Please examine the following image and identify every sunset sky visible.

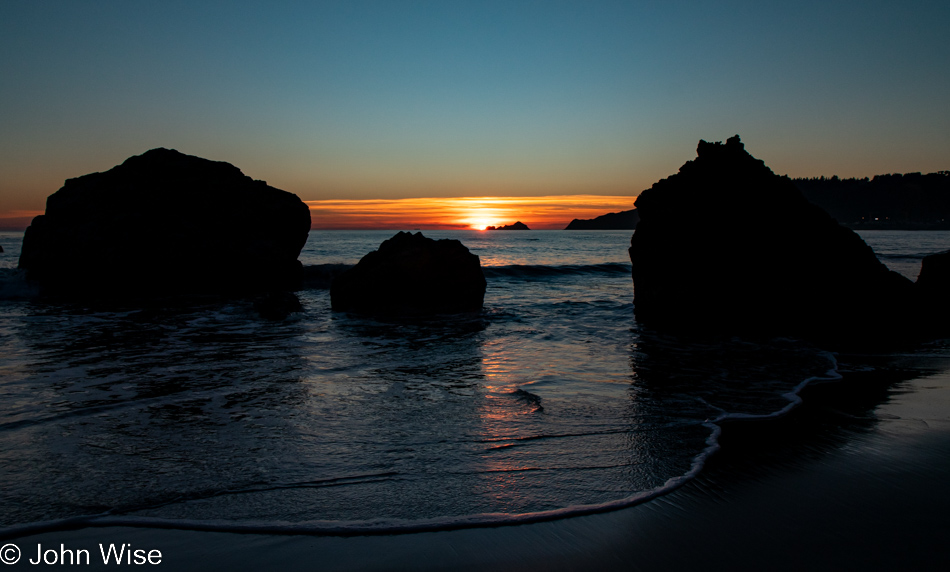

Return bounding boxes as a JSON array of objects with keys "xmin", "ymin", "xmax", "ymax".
[
  {"xmin": 308, "ymin": 195, "xmax": 637, "ymax": 230},
  {"xmin": 1, "ymin": 1, "xmax": 948, "ymax": 230}
]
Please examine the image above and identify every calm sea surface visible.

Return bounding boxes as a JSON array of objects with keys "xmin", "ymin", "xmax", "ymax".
[{"xmin": 0, "ymin": 229, "xmax": 948, "ymax": 533}]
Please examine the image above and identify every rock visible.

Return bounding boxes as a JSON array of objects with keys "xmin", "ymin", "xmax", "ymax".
[
  {"xmin": 486, "ymin": 221, "xmax": 530, "ymax": 230},
  {"xmin": 254, "ymin": 291, "xmax": 304, "ymax": 321},
  {"xmin": 916, "ymin": 250, "xmax": 950, "ymax": 323},
  {"xmin": 18, "ymin": 148, "xmax": 311, "ymax": 297},
  {"xmin": 565, "ymin": 209, "xmax": 639, "ymax": 230},
  {"xmin": 917, "ymin": 251, "xmax": 950, "ymax": 290},
  {"xmin": 628, "ymin": 135, "xmax": 915, "ymax": 347},
  {"xmin": 330, "ymin": 231, "xmax": 486, "ymax": 315}
]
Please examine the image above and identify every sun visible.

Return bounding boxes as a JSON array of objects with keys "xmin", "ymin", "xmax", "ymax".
[
  {"xmin": 468, "ymin": 218, "xmax": 496, "ymax": 230},
  {"xmin": 460, "ymin": 209, "xmax": 503, "ymax": 230}
]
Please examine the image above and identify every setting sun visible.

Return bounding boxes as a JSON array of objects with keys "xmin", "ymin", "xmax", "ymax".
[
  {"xmin": 305, "ymin": 195, "xmax": 637, "ymax": 230},
  {"xmin": 461, "ymin": 210, "xmax": 502, "ymax": 230}
]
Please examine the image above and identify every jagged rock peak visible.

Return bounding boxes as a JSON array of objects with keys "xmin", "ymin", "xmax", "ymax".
[{"xmin": 697, "ymin": 134, "xmax": 743, "ymax": 157}]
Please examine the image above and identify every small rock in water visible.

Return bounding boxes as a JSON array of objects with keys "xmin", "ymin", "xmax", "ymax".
[{"xmin": 330, "ymin": 231, "xmax": 486, "ymax": 315}]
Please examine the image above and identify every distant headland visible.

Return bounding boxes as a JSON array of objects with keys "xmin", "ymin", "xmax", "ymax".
[{"xmin": 565, "ymin": 209, "xmax": 639, "ymax": 230}]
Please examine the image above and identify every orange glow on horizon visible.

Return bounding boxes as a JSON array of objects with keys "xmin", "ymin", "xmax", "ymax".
[
  {"xmin": 0, "ymin": 209, "xmax": 44, "ymax": 231},
  {"xmin": 306, "ymin": 195, "xmax": 638, "ymax": 230},
  {"xmin": 460, "ymin": 208, "xmax": 505, "ymax": 230}
]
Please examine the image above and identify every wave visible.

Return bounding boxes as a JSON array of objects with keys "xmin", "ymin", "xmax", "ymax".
[
  {"xmin": 2, "ymin": 261, "xmax": 629, "ymax": 297},
  {"xmin": 482, "ymin": 262, "xmax": 631, "ymax": 280},
  {"xmin": 298, "ymin": 262, "xmax": 631, "ymax": 289},
  {"xmin": 0, "ymin": 269, "xmax": 38, "ymax": 301},
  {"xmin": 300, "ymin": 263, "xmax": 353, "ymax": 289},
  {"xmin": 877, "ymin": 253, "xmax": 930, "ymax": 260},
  {"xmin": 0, "ymin": 353, "xmax": 840, "ymax": 540}
]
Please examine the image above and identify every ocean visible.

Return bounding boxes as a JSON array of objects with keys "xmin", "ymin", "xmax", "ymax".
[{"xmin": 0, "ymin": 229, "xmax": 948, "ymax": 536}]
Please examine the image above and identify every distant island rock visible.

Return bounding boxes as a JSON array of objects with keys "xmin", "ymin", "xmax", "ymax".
[
  {"xmin": 628, "ymin": 135, "xmax": 918, "ymax": 347},
  {"xmin": 486, "ymin": 221, "xmax": 530, "ymax": 230},
  {"xmin": 565, "ymin": 209, "xmax": 639, "ymax": 230},
  {"xmin": 18, "ymin": 148, "xmax": 311, "ymax": 298},
  {"xmin": 330, "ymin": 231, "xmax": 486, "ymax": 315}
]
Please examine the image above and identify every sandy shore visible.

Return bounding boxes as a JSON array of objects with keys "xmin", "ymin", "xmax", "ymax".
[{"xmin": 8, "ymin": 354, "xmax": 950, "ymax": 571}]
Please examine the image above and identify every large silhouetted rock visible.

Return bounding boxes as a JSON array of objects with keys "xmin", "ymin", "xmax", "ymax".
[
  {"xmin": 330, "ymin": 231, "xmax": 486, "ymax": 315},
  {"xmin": 18, "ymin": 148, "xmax": 311, "ymax": 297},
  {"xmin": 628, "ymin": 136, "xmax": 916, "ymax": 346}
]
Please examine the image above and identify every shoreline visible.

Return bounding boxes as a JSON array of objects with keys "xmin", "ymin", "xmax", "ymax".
[{"xmin": 7, "ymin": 351, "xmax": 950, "ymax": 570}]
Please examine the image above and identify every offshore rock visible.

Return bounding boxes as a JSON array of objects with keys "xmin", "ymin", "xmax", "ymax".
[
  {"xmin": 487, "ymin": 221, "xmax": 530, "ymax": 230},
  {"xmin": 628, "ymin": 135, "xmax": 915, "ymax": 347},
  {"xmin": 18, "ymin": 148, "xmax": 311, "ymax": 297},
  {"xmin": 330, "ymin": 231, "xmax": 486, "ymax": 315}
]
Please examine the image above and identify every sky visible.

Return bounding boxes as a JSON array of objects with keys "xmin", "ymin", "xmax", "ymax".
[{"xmin": 1, "ymin": 0, "xmax": 948, "ymax": 230}]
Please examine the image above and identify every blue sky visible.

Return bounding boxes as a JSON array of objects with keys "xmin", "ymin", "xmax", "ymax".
[{"xmin": 1, "ymin": 0, "xmax": 948, "ymax": 222}]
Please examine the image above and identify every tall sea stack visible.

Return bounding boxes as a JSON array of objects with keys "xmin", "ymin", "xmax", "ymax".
[{"xmin": 628, "ymin": 135, "xmax": 915, "ymax": 347}]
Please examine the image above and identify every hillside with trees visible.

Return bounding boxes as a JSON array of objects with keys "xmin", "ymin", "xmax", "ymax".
[{"xmin": 794, "ymin": 171, "xmax": 950, "ymax": 229}]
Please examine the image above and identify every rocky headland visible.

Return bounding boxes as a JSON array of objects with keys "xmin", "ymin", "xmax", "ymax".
[
  {"xmin": 18, "ymin": 148, "xmax": 311, "ymax": 298},
  {"xmin": 565, "ymin": 209, "xmax": 639, "ymax": 230}
]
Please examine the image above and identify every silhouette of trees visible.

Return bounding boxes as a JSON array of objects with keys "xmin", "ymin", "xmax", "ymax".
[{"xmin": 794, "ymin": 171, "xmax": 950, "ymax": 228}]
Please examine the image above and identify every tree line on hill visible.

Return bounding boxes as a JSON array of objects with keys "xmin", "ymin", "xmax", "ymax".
[
  {"xmin": 565, "ymin": 171, "xmax": 950, "ymax": 230},
  {"xmin": 793, "ymin": 171, "xmax": 950, "ymax": 229}
]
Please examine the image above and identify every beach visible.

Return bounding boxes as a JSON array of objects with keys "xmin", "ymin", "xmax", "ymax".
[
  {"xmin": 3, "ymin": 230, "xmax": 950, "ymax": 571},
  {"xmin": 8, "ymin": 351, "xmax": 950, "ymax": 571}
]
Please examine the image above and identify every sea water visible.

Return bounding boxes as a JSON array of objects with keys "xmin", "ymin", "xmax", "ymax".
[{"xmin": 0, "ymin": 229, "xmax": 948, "ymax": 534}]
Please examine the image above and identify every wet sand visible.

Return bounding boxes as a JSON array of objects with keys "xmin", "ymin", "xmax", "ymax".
[{"xmin": 8, "ymin": 355, "xmax": 950, "ymax": 571}]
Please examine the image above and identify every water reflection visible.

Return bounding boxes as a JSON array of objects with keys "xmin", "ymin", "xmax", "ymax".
[
  {"xmin": 629, "ymin": 330, "xmax": 836, "ymax": 417},
  {"xmin": 0, "ymin": 284, "xmax": 847, "ymax": 530},
  {"xmin": 0, "ymin": 298, "xmax": 312, "ymax": 527},
  {"xmin": 470, "ymin": 320, "xmax": 665, "ymax": 515}
]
